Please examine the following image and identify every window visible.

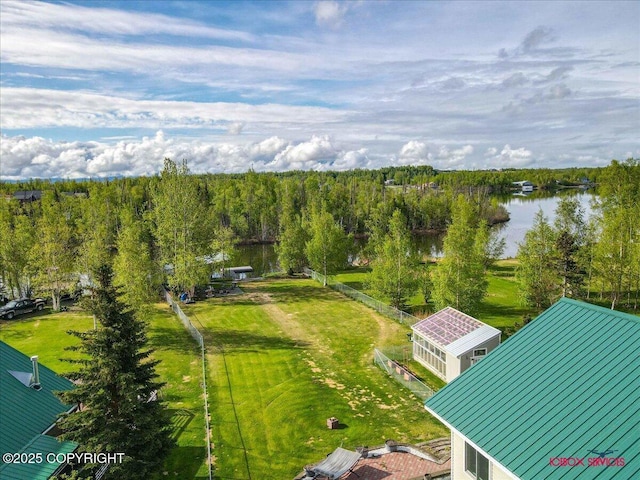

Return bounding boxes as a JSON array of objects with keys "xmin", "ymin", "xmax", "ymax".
[
  {"xmin": 465, "ymin": 442, "xmax": 490, "ymax": 480},
  {"xmin": 471, "ymin": 348, "xmax": 487, "ymax": 365},
  {"xmin": 413, "ymin": 335, "xmax": 446, "ymax": 377}
]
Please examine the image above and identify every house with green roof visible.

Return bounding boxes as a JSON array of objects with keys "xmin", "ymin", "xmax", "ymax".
[
  {"xmin": 424, "ymin": 298, "xmax": 640, "ymax": 480},
  {"xmin": 0, "ymin": 341, "xmax": 78, "ymax": 480}
]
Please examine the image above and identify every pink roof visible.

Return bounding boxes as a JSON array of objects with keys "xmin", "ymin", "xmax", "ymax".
[{"xmin": 412, "ymin": 307, "xmax": 484, "ymax": 347}]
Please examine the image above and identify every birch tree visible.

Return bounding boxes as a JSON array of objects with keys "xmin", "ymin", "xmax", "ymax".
[
  {"xmin": 516, "ymin": 210, "xmax": 560, "ymax": 309},
  {"xmin": 30, "ymin": 193, "xmax": 77, "ymax": 311},
  {"xmin": 367, "ymin": 209, "xmax": 420, "ymax": 309},
  {"xmin": 432, "ymin": 195, "xmax": 488, "ymax": 315},
  {"xmin": 151, "ymin": 159, "xmax": 210, "ymax": 294},
  {"xmin": 305, "ymin": 209, "xmax": 350, "ymax": 285}
]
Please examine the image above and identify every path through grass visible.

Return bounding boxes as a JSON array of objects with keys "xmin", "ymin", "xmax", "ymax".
[{"xmin": 182, "ymin": 278, "xmax": 448, "ymax": 479}]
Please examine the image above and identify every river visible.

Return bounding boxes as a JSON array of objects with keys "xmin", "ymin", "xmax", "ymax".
[{"xmin": 234, "ymin": 190, "xmax": 597, "ymax": 274}]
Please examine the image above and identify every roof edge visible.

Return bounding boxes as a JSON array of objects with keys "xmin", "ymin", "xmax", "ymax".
[{"xmin": 424, "ymin": 404, "xmax": 519, "ymax": 480}]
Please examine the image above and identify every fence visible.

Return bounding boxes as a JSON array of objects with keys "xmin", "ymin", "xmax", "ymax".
[
  {"xmin": 165, "ymin": 290, "xmax": 213, "ymax": 480},
  {"xmin": 303, "ymin": 268, "xmax": 421, "ymax": 327},
  {"xmin": 374, "ymin": 348, "xmax": 435, "ymax": 401}
]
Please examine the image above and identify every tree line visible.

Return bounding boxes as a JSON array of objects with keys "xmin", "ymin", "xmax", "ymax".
[
  {"xmin": 0, "ymin": 162, "xmax": 607, "ymax": 303},
  {"xmin": 516, "ymin": 159, "xmax": 640, "ymax": 311}
]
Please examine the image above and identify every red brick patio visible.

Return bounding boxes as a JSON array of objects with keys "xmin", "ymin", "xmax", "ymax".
[{"xmin": 341, "ymin": 451, "xmax": 450, "ymax": 480}]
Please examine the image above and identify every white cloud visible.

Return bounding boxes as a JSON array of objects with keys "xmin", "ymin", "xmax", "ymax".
[
  {"xmin": 0, "ymin": 2, "xmax": 637, "ymax": 176},
  {"xmin": 399, "ymin": 141, "xmax": 430, "ymax": 162},
  {"xmin": 271, "ymin": 135, "xmax": 337, "ymax": 170},
  {"xmin": 0, "ymin": 132, "xmax": 371, "ymax": 179},
  {"xmin": 227, "ymin": 122, "xmax": 245, "ymax": 135},
  {"xmin": 520, "ymin": 26, "xmax": 556, "ymax": 54},
  {"xmin": 0, "ymin": 88, "xmax": 346, "ymax": 130},
  {"xmin": 314, "ymin": 1, "xmax": 347, "ymax": 28},
  {"xmin": 501, "ymin": 72, "xmax": 528, "ymax": 89},
  {"xmin": 397, "ymin": 141, "xmax": 474, "ymax": 169},
  {"xmin": 0, "ymin": 1, "xmax": 253, "ymax": 42},
  {"xmin": 484, "ymin": 144, "xmax": 534, "ymax": 168}
]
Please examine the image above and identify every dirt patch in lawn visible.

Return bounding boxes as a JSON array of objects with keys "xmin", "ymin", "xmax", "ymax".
[{"xmin": 246, "ymin": 292, "xmax": 314, "ymax": 348}]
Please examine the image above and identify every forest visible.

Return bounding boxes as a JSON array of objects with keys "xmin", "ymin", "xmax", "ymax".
[{"xmin": 0, "ymin": 160, "xmax": 637, "ymax": 313}]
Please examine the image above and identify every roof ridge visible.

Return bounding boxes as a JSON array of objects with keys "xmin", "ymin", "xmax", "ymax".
[{"xmin": 557, "ymin": 297, "xmax": 640, "ymax": 324}]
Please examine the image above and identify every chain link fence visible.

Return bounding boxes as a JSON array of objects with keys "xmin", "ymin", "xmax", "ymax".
[
  {"xmin": 304, "ymin": 268, "xmax": 421, "ymax": 327},
  {"xmin": 165, "ymin": 290, "xmax": 213, "ymax": 480},
  {"xmin": 374, "ymin": 348, "xmax": 435, "ymax": 400}
]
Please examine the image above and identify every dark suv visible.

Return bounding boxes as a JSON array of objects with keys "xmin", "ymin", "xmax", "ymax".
[{"xmin": 0, "ymin": 298, "xmax": 46, "ymax": 319}]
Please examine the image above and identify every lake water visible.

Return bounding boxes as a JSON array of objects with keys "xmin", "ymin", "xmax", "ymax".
[
  {"xmin": 494, "ymin": 190, "xmax": 596, "ymax": 258},
  {"xmin": 234, "ymin": 190, "xmax": 597, "ymax": 274}
]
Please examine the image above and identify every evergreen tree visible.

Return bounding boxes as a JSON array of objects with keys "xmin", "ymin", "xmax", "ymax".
[
  {"xmin": 431, "ymin": 196, "xmax": 488, "ymax": 315},
  {"xmin": 57, "ymin": 265, "xmax": 173, "ymax": 480},
  {"xmin": 367, "ymin": 209, "xmax": 420, "ymax": 309}
]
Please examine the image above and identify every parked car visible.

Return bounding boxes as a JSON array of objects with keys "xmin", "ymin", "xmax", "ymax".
[
  {"xmin": 60, "ymin": 288, "xmax": 82, "ymax": 302},
  {"xmin": 0, "ymin": 297, "xmax": 46, "ymax": 320}
]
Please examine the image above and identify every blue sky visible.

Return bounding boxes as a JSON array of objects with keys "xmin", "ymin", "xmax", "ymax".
[{"xmin": 1, "ymin": 0, "xmax": 638, "ymax": 179}]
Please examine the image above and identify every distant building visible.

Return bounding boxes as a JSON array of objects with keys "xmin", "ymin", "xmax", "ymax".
[
  {"xmin": 511, "ymin": 181, "xmax": 534, "ymax": 192},
  {"xmin": 225, "ymin": 266, "xmax": 254, "ymax": 280},
  {"xmin": 13, "ymin": 190, "xmax": 42, "ymax": 202},
  {"xmin": 411, "ymin": 307, "xmax": 501, "ymax": 382},
  {"xmin": 384, "ymin": 179, "xmax": 395, "ymax": 186},
  {"xmin": 0, "ymin": 341, "xmax": 78, "ymax": 479},
  {"xmin": 425, "ymin": 298, "xmax": 640, "ymax": 480}
]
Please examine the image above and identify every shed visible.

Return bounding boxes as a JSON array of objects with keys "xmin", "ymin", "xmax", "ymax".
[
  {"xmin": 424, "ymin": 298, "xmax": 640, "ymax": 480},
  {"xmin": 0, "ymin": 341, "xmax": 78, "ymax": 479},
  {"xmin": 411, "ymin": 307, "xmax": 501, "ymax": 382}
]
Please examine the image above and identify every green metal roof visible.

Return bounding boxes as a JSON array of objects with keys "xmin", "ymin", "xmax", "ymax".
[
  {"xmin": 0, "ymin": 341, "xmax": 76, "ymax": 462},
  {"xmin": 425, "ymin": 298, "xmax": 640, "ymax": 480},
  {"xmin": 0, "ymin": 434, "xmax": 78, "ymax": 480}
]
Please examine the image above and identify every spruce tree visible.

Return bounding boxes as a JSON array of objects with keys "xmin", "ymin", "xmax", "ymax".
[{"xmin": 57, "ymin": 265, "xmax": 173, "ymax": 480}]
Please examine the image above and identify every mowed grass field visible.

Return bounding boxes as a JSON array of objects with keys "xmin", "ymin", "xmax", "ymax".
[
  {"xmin": 181, "ymin": 278, "xmax": 448, "ymax": 480},
  {"xmin": 0, "ymin": 305, "xmax": 210, "ymax": 479},
  {"xmin": 335, "ymin": 259, "xmax": 537, "ymax": 332}
]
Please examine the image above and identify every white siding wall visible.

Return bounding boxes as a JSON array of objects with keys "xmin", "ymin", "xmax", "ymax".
[
  {"xmin": 452, "ymin": 431, "xmax": 517, "ymax": 480},
  {"xmin": 452, "ymin": 431, "xmax": 474, "ymax": 479},
  {"xmin": 445, "ymin": 351, "xmax": 460, "ymax": 382},
  {"xmin": 458, "ymin": 335, "xmax": 501, "ymax": 376},
  {"xmin": 414, "ymin": 333, "xmax": 501, "ymax": 383}
]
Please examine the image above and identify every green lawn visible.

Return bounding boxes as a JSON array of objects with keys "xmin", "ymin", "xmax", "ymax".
[
  {"xmin": 182, "ymin": 278, "xmax": 448, "ymax": 479},
  {"xmin": 0, "ymin": 309, "xmax": 93, "ymax": 373},
  {"xmin": 334, "ymin": 260, "xmax": 536, "ymax": 333},
  {"xmin": 146, "ymin": 305, "xmax": 209, "ymax": 479},
  {"xmin": 0, "ymin": 304, "xmax": 209, "ymax": 480}
]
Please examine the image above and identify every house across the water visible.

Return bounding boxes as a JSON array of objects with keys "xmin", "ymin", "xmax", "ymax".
[{"xmin": 512, "ymin": 181, "xmax": 534, "ymax": 192}]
